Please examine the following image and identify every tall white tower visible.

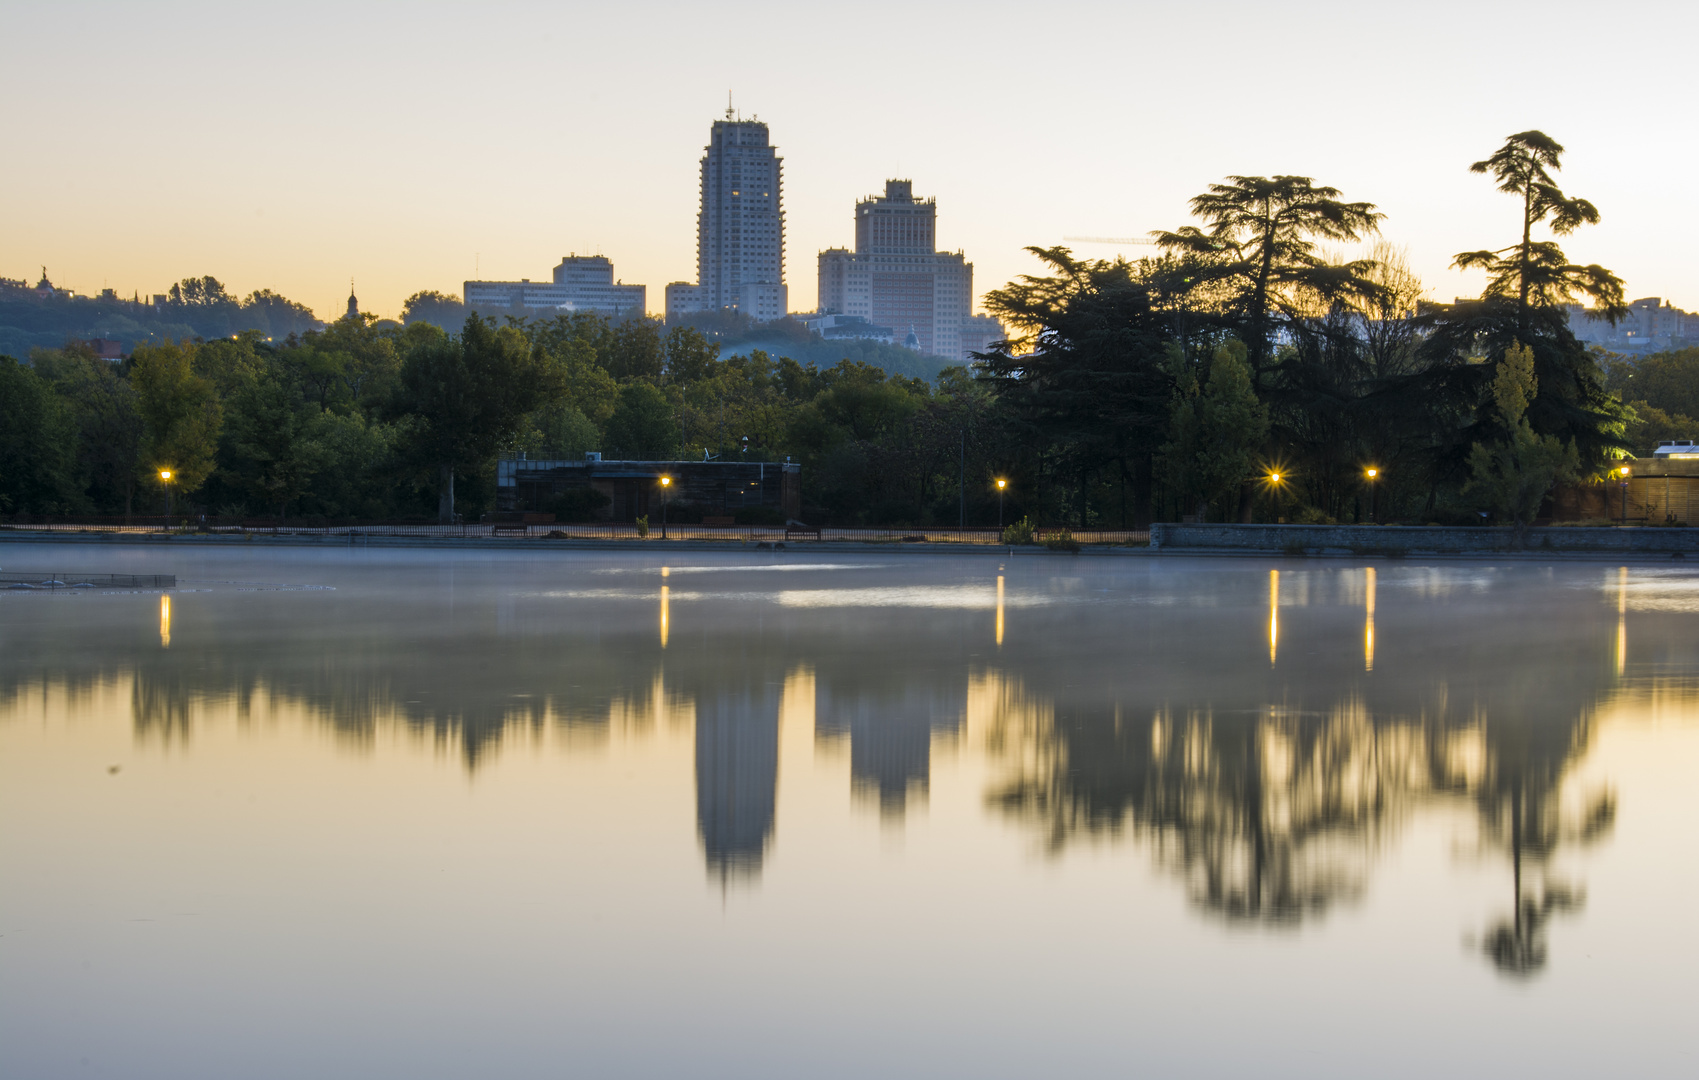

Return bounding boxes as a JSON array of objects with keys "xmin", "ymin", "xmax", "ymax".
[{"xmin": 693, "ymin": 110, "xmax": 787, "ymax": 322}]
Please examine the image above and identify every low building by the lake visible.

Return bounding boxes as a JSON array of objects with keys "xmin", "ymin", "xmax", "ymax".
[
  {"xmin": 496, "ymin": 453, "xmax": 801, "ymax": 523},
  {"xmin": 1552, "ymin": 441, "xmax": 1699, "ymax": 524}
]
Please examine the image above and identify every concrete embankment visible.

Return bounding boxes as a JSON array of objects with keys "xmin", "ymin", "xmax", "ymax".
[
  {"xmin": 0, "ymin": 529, "xmax": 1101, "ymax": 557},
  {"xmin": 1150, "ymin": 523, "xmax": 1698, "ymax": 558}
]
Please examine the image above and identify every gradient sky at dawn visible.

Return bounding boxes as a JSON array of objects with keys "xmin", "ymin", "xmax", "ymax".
[{"xmin": 3, "ymin": 0, "xmax": 1693, "ymax": 323}]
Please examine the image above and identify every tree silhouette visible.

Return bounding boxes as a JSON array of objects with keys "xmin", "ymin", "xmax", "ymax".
[
  {"xmin": 1452, "ymin": 131, "xmax": 1627, "ymax": 330},
  {"xmin": 1155, "ymin": 176, "xmax": 1384, "ymax": 373}
]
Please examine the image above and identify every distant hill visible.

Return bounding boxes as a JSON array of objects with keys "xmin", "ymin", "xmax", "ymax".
[{"xmin": 0, "ymin": 278, "xmax": 321, "ymax": 358}]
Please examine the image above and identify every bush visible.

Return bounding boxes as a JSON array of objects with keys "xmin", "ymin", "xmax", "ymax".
[
  {"xmin": 1043, "ymin": 529, "xmax": 1080, "ymax": 553},
  {"xmin": 1000, "ymin": 516, "xmax": 1036, "ymax": 545},
  {"xmin": 635, "ymin": 515, "xmax": 649, "ymax": 538}
]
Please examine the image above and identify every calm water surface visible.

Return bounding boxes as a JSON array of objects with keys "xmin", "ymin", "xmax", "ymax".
[{"xmin": 3, "ymin": 545, "xmax": 1697, "ymax": 1078}]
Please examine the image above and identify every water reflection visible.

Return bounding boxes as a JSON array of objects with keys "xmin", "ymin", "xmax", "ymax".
[
  {"xmin": 2, "ymin": 558, "xmax": 1695, "ymax": 974},
  {"xmin": 1364, "ymin": 566, "xmax": 1375, "ymax": 672},
  {"xmin": 695, "ymin": 671, "xmax": 781, "ymax": 881},
  {"xmin": 1268, "ymin": 568, "xmax": 1278, "ymax": 666}
]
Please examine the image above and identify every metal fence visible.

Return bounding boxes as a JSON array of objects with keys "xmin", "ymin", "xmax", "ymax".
[
  {"xmin": 1, "ymin": 517, "xmax": 1148, "ymax": 546},
  {"xmin": 1, "ymin": 572, "xmax": 176, "ymax": 589}
]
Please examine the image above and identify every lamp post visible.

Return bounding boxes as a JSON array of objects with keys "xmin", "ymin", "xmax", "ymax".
[
  {"xmin": 1619, "ymin": 466, "xmax": 1631, "ymax": 525},
  {"xmin": 159, "ymin": 469, "xmax": 173, "ymax": 532},
  {"xmin": 996, "ymin": 478, "xmax": 1007, "ymax": 530},
  {"xmin": 659, "ymin": 475, "xmax": 671, "ymax": 539},
  {"xmin": 1365, "ymin": 467, "xmax": 1378, "ymax": 523}
]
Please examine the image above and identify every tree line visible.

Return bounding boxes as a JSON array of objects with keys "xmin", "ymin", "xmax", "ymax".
[{"xmin": 1, "ymin": 130, "xmax": 1692, "ymax": 528}]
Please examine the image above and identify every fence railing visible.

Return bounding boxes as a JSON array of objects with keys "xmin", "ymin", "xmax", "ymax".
[{"xmin": 1, "ymin": 517, "xmax": 1148, "ymax": 546}]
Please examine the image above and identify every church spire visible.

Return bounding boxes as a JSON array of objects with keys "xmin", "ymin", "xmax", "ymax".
[{"xmin": 346, "ymin": 278, "xmax": 359, "ymax": 321}]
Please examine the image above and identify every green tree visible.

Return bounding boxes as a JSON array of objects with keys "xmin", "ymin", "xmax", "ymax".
[
  {"xmin": 604, "ymin": 382, "xmax": 677, "ymax": 457},
  {"xmin": 980, "ymin": 247, "xmax": 1174, "ymax": 525},
  {"xmin": 221, "ymin": 368, "xmax": 318, "ymax": 517},
  {"xmin": 1155, "ymin": 176, "xmax": 1384, "ymax": 372},
  {"xmin": 1161, "ymin": 342, "xmax": 1270, "ymax": 520},
  {"xmin": 604, "ymin": 318, "xmax": 664, "ymax": 381},
  {"xmin": 664, "ymin": 325, "xmax": 720, "ymax": 384},
  {"xmin": 1604, "ymin": 347, "xmax": 1699, "ymax": 421},
  {"xmin": 1621, "ymin": 400, "xmax": 1695, "ymax": 457},
  {"xmin": 1452, "ymin": 131, "xmax": 1627, "ymax": 329},
  {"xmin": 130, "ymin": 340, "xmax": 223, "ymax": 502},
  {"xmin": 400, "ymin": 290, "xmax": 470, "ymax": 332},
  {"xmin": 391, "ymin": 317, "xmax": 562, "ymax": 522},
  {"xmin": 1424, "ymin": 134, "xmax": 1628, "ymax": 481},
  {"xmin": 30, "ymin": 346, "xmax": 143, "ymax": 515},
  {"xmin": 1465, "ymin": 343, "xmax": 1579, "ymax": 533},
  {"xmin": 0, "ymin": 357, "xmax": 78, "ymax": 513}
]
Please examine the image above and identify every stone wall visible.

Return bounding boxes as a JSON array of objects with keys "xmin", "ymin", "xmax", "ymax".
[{"xmin": 1149, "ymin": 523, "xmax": 1699, "ymax": 555}]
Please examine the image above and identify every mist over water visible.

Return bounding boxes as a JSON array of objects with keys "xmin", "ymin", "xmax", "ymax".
[{"xmin": 3, "ymin": 547, "xmax": 1696, "ymax": 1078}]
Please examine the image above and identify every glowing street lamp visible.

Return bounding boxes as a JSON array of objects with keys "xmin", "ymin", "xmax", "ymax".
[
  {"xmin": 159, "ymin": 469, "xmax": 174, "ymax": 530},
  {"xmin": 996, "ymin": 478, "xmax": 1007, "ymax": 529},
  {"xmin": 658, "ymin": 475, "xmax": 672, "ymax": 539},
  {"xmin": 1618, "ymin": 465, "xmax": 1631, "ymax": 525},
  {"xmin": 1365, "ymin": 467, "xmax": 1379, "ymax": 523}
]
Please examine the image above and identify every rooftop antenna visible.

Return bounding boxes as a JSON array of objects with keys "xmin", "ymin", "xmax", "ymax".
[{"xmin": 727, "ymin": 90, "xmax": 733, "ymax": 121}]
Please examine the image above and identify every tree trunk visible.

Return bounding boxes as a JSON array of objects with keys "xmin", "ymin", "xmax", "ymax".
[{"xmin": 437, "ymin": 464, "xmax": 455, "ymax": 524}]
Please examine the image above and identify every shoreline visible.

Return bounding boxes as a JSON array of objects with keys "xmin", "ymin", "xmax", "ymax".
[{"xmin": 2, "ymin": 528, "xmax": 1692, "ymax": 562}]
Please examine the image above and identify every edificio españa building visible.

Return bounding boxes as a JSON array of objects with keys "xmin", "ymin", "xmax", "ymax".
[
  {"xmin": 666, "ymin": 111, "xmax": 788, "ymax": 324},
  {"xmin": 464, "ymin": 256, "xmax": 645, "ymax": 318},
  {"xmin": 816, "ymin": 179, "xmax": 979, "ymax": 360}
]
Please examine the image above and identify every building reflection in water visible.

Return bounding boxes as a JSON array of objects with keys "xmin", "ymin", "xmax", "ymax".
[
  {"xmin": 3, "ymin": 560, "xmax": 1683, "ymax": 966},
  {"xmin": 694, "ymin": 676, "xmax": 781, "ymax": 883},
  {"xmin": 816, "ymin": 677, "xmax": 965, "ymax": 818}
]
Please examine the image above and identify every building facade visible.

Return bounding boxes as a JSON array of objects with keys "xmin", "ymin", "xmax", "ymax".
[
  {"xmin": 1565, "ymin": 297, "xmax": 1699, "ymax": 353},
  {"xmin": 464, "ymin": 256, "xmax": 645, "ymax": 318},
  {"xmin": 816, "ymin": 179, "xmax": 992, "ymax": 361},
  {"xmin": 668, "ymin": 112, "xmax": 788, "ymax": 323},
  {"xmin": 497, "ymin": 454, "xmax": 801, "ymax": 523}
]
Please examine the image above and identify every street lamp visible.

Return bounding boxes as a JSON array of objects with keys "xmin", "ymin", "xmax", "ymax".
[
  {"xmin": 658, "ymin": 475, "xmax": 672, "ymax": 539},
  {"xmin": 159, "ymin": 469, "xmax": 173, "ymax": 531},
  {"xmin": 1618, "ymin": 465, "xmax": 1631, "ymax": 525},
  {"xmin": 996, "ymin": 478, "xmax": 1007, "ymax": 529},
  {"xmin": 1365, "ymin": 467, "xmax": 1379, "ymax": 523}
]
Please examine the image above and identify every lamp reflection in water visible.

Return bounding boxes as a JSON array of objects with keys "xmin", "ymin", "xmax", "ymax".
[
  {"xmin": 1268, "ymin": 569, "xmax": 1278, "ymax": 666},
  {"xmin": 995, "ymin": 574, "xmax": 1005, "ymax": 647},
  {"xmin": 159, "ymin": 593, "xmax": 171, "ymax": 649},
  {"xmin": 660, "ymin": 566, "xmax": 670, "ymax": 649},
  {"xmin": 1364, "ymin": 566, "xmax": 1376, "ymax": 672},
  {"xmin": 1616, "ymin": 566, "xmax": 1627, "ymax": 676}
]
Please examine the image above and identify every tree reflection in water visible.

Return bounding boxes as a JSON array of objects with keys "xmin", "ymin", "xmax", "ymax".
[{"xmin": 0, "ymin": 561, "xmax": 1683, "ymax": 973}]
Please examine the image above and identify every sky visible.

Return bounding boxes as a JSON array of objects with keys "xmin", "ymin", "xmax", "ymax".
[{"xmin": 3, "ymin": 0, "xmax": 1695, "ymax": 323}]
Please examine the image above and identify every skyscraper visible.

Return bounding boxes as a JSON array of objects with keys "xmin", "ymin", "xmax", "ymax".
[
  {"xmin": 816, "ymin": 179, "xmax": 985, "ymax": 360},
  {"xmin": 667, "ymin": 110, "xmax": 788, "ymax": 323}
]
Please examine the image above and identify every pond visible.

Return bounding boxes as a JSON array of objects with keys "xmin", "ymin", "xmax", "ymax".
[{"xmin": 2, "ymin": 545, "xmax": 1695, "ymax": 1078}]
